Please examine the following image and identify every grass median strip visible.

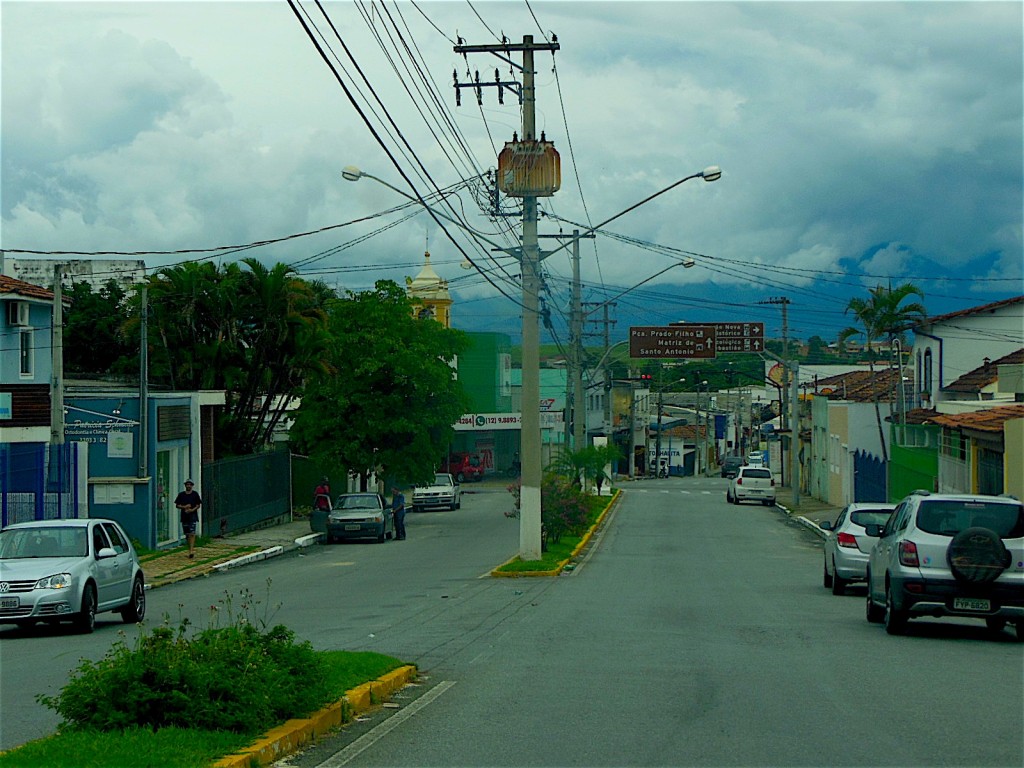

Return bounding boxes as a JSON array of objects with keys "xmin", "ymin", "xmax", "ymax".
[{"xmin": 0, "ymin": 581, "xmax": 408, "ymax": 768}]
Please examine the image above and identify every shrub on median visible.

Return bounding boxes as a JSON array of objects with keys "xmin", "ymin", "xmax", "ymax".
[{"xmin": 37, "ymin": 584, "xmax": 331, "ymax": 736}]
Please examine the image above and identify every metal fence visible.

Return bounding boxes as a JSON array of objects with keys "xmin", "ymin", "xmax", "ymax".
[
  {"xmin": 1, "ymin": 443, "xmax": 83, "ymax": 527},
  {"xmin": 201, "ymin": 448, "xmax": 291, "ymax": 537},
  {"xmin": 853, "ymin": 449, "xmax": 887, "ymax": 502}
]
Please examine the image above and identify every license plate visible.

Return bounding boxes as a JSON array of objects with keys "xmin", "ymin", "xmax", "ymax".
[
  {"xmin": 953, "ymin": 597, "xmax": 990, "ymax": 612},
  {"xmin": 0, "ymin": 597, "xmax": 19, "ymax": 609},
  {"xmin": 345, "ymin": 524, "xmax": 361, "ymax": 531}
]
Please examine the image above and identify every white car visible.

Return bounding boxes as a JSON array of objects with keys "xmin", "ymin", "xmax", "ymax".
[
  {"xmin": 0, "ymin": 518, "xmax": 146, "ymax": 633},
  {"xmin": 820, "ymin": 503, "xmax": 897, "ymax": 594},
  {"xmin": 412, "ymin": 473, "xmax": 462, "ymax": 512},
  {"xmin": 726, "ymin": 465, "xmax": 776, "ymax": 506}
]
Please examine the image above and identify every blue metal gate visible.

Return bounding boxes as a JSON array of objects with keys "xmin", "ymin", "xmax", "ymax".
[
  {"xmin": 1, "ymin": 443, "xmax": 83, "ymax": 527},
  {"xmin": 853, "ymin": 449, "xmax": 887, "ymax": 502}
]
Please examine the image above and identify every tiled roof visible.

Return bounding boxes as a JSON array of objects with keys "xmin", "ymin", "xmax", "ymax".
[
  {"xmin": 930, "ymin": 404, "xmax": 1024, "ymax": 433},
  {"xmin": 915, "ymin": 295, "xmax": 1023, "ymax": 328},
  {"xmin": 812, "ymin": 367, "xmax": 906, "ymax": 402},
  {"xmin": 945, "ymin": 348, "xmax": 1024, "ymax": 393},
  {"xmin": 0, "ymin": 275, "xmax": 55, "ymax": 301}
]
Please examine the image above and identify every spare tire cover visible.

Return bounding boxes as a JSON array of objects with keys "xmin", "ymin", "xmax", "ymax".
[{"xmin": 947, "ymin": 527, "xmax": 1010, "ymax": 584}]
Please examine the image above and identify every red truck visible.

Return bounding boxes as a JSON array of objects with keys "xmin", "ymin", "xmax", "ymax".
[{"xmin": 440, "ymin": 452, "xmax": 484, "ymax": 482}]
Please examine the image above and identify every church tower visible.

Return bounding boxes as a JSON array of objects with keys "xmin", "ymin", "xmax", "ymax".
[{"xmin": 407, "ymin": 251, "xmax": 452, "ymax": 328}]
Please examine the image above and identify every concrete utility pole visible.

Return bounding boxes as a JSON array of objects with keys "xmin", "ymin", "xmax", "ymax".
[
  {"xmin": 455, "ymin": 35, "xmax": 559, "ymax": 561},
  {"xmin": 538, "ymin": 230, "xmax": 593, "ymax": 452},
  {"xmin": 50, "ymin": 264, "xmax": 64, "ymax": 445}
]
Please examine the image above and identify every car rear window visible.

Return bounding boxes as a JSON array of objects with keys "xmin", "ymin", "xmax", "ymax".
[
  {"xmin": 849, "ymin": 510, "xmax": 894, "ymax": 528},
  {"xmin": 915, "ymin": 499, "xmax": 1024, "ymax": 538},
  {"xmin": 741, "ymin": 468, "xmax": 772, "ymax": 479}
]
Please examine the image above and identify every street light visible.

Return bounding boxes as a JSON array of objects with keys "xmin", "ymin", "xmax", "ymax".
[{"xmin": 344, "ymin": 163, "xmax": 721, "ymax": 560}]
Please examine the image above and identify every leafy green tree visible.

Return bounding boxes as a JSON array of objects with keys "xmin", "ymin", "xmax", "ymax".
[
  {"xmin": 139, "ymin": 260, "xmax": 331, "ymax": 456},
  {"xmin": 289, "ymin": 280, "xmax": 471, "ymax": 489},
  {"xmin": 63, "ymin": 280, "xmax": 136, "ymax": 375},
  {"xmin": 839, "ymin": 283, "xmax": 927, "ymax": 461},
  {"xmin": 547, "ymin": 443, "xmax": 622, "ymax": 494}
]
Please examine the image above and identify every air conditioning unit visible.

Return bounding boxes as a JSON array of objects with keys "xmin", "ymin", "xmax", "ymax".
[{"xmin": 6, "ymin": 301, "xmax": 29, "ymax": 327}]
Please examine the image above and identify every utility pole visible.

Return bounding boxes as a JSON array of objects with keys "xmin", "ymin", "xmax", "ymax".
[
  {"xmin": 583, "ymin": 301, "xmax": 616, "ymax": 439},
  {"xmin": 139, "ymin": 286, "xmax": 149, "ymax": 480},
  {"xmin": 538, "ymin": 230, "xmax": 593, "ymax": 452},
  {"xmin": 760, "ymin": 296, "xmax": 791, "ymax": 484},
  {"xmin": 455, "ymin": 35, "xmax": 559, "ymax": 561},
  {"xmin": 50, "ymin": 264, "xmax": 64, "ymax": 445}
]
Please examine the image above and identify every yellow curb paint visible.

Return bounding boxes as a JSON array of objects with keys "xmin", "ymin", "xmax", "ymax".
[
  {"xmin": 212, "ymin": 665, "xmax": 417, "ymax": 768},
  {"xmin": 490, "ymin": 490, "xmax": 621, "ymax": 578}
]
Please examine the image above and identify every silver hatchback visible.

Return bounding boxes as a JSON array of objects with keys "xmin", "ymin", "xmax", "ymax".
[
  {"xmin": 820, "ymin": 503, "xmax": 896, "ymax": 595},
  {"xmin": 864, "ymin": 492, "xmax": 1024, "ymax": 638},
  {"xmin": 0, "ymin": 518, "xmax": 146, "ymax": 633}
]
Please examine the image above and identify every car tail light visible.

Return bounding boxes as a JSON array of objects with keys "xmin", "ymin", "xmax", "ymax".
[
  {"xmin": 736, "ymin": 477, "xmax": 742, "ymax": 485},
  {"xmin": 770, "ymin": 477, "xmax": 775, "ymax": 487},
  {"xmin": 837, "ymin": 532, "xmax": 858, "ymax": 549},
  {"xmin": 898, "ymin": 540, "xmax": 920, "ymax": 567}
]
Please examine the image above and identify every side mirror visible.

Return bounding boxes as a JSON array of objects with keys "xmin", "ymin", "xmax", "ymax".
[
  {"xmin": 819, "ymin": 521, "xmax": 833, "ymax": 532},
  {"xmin": 863, "ymin": 524, "xmax": 882, "ymax": 538},
  {"xmin": 96, "ymin": 547, "xmax": 118, "ymax": 559}
]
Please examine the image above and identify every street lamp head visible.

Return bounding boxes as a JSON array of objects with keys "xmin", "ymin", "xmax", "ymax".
[
  {"xmin": 341, "ymin": 165, "xmax": 364, "ymax": 182},
  {"xmin": 682, "ymin": 257, "xmax": 696, "ymax": 268},
  {"xmin": 700, "ymin": 166, "xmax": 722, "ymax": 182}
]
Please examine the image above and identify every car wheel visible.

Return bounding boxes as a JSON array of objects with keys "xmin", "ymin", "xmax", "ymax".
[
  {"xmin": 377, "ymin": 529, "xmax": 386, "ymax": 543},
  {"xmin": 457, "ymin": 472, "xmax": 465, "ymax": 483},
  {"xmin": 831, "ymin": 564, "xmax": 846, "ymax": 596},
  {"xmin": 74, "ymin": 583, "xmax": 97, "ymax": 634},
  {"xmin": 823, "ymin": 558, "xmax": 833, "ymax": 589},
  {"xmin": 120, "ymin": 576, "xmax": 146, "ymax": 624},
  {"xmin": 762, "ymin": 499, "xmax": 774, "ymax": 507},
  {"xmin": 947, "ymin": 527, "xmax": 1010, "ymax": 584},
  {"xmin": 884, "ymin": 582, "xmax": 907, "ymax": 635}
]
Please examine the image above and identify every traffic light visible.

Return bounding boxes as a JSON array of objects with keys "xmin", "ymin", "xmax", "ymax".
[{"xmin": 638, "ymin": 374, "xmax": 652, "ymax": 382}]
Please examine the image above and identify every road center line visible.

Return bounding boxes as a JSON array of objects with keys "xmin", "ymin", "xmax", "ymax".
[{"xmin": 316, "ymin": 680, "xmax": 457, "ymax": 767}]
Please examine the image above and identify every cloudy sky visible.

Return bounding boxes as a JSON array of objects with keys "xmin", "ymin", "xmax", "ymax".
[{"xmin": 2, "ymin": 1, "xmax": 1022, "ymax": 346}]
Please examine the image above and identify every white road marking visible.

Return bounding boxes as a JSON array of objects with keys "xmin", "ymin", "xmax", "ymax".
[{"xmin": 316, "ymin": 680, "xmax": 457, "ymax": 767}]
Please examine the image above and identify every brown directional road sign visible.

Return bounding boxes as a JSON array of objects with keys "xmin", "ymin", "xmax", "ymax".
[
  {"xmin": 629, "ymin": 325, "xmax": 717, "ymax": 359},
  {"xmin": 670, "ymin": 321, "xmax": 764, "ymax": 353}
]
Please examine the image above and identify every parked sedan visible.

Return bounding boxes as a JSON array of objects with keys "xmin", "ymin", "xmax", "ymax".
[
  {"xmin": 412, "ymin": 473, "xmax": 461, "ymax": 512},
  {"xmin": 0, "ymin": 518, "xmax": 146, "ymax": 633},
  {"xmin": 323, "ymin": 493, "xmax": 393, "ymax": 543},
  {"xmin": 820, "ymin": 503, "xmax": 896, "ymax": 595}
]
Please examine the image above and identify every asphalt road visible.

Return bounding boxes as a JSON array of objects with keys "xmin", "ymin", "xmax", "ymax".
[{"xmin": 2, "ymin": 478, "xmax": 1022, "ymax": 766}]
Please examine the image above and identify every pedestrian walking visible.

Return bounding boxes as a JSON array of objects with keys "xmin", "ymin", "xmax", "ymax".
[
  {"xmin": 391, "ymin": 486, "xmax": 407, "ymax": 540},
  {"xmin": 313, "ymin": 476, "xmax": 332, "ymax": 512},
  {"xmin": 174, "ymin": 479, "xmax": 202, "ymax": 559}
]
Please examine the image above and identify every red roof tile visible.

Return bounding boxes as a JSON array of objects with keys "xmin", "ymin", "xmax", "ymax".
[
  {"xmin": 916, "ymin": 295, "xmax": 1023, "ymax": 328},
  {"xmin": 930, "ymin": 404, "xmax": 1024, "ymax": 432},
  {"xmin": 945, "ymin": 348, "xmax": 1024, "ymax": 393},
  {"xmin": 0, "ymin": 275, "xmax": 55, "ymax": 301}
]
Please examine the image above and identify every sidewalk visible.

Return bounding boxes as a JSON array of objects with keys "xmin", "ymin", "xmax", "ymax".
[
  {"xmin": 774, "ymin": 486, "xmax": 841, "ymax": 539},
  {"xmin": 142, "ymin": 517, "xmax": 321, "ymax": 590}
]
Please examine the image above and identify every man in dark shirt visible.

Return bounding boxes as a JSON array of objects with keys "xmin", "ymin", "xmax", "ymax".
[
  {"xmin": 175, "ymin": 480, "xmax": 202, "ymax": 559},
  {"xmin": 392, "ymin": 486, "xmax": 407, "ymax": 540}
]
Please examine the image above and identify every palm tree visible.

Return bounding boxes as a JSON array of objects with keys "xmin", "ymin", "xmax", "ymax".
[{"xmin": 838, "ymin": 283, "xmax": 927, "ymax": 462}]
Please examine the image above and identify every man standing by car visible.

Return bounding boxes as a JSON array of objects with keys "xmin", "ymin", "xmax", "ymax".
[
  {"xmin": 392, "ymin": 486, "xmax": 407, "ymax": 540},
  {"xmin": 174, "ymin": 480, "xmax": 202, "ymax": 559}
]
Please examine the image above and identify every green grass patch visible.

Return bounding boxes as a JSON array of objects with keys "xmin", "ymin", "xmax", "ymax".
[
  {"xmin": 0, "ymin": 650, "xmax": 405, "ymax": 768},
  {"xmin": 496, "ymin": 492, "xmax": 613, "ymax": 574}
]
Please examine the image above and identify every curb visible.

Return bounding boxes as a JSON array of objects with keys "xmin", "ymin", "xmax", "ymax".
[
  {"xmin": 776, "ymin": 503, "xmax": 827, "ymax": 539},
  {"xmin": 207, "ymin": 533, "xmax": 325, "ymax": 573},
  {"xmin": 491, "ymin": 489, "xmax": 623, "ymax": 577},
  {"xmin": 212, "ymin": 664, "xmax": 418, "ymax": 768}
]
